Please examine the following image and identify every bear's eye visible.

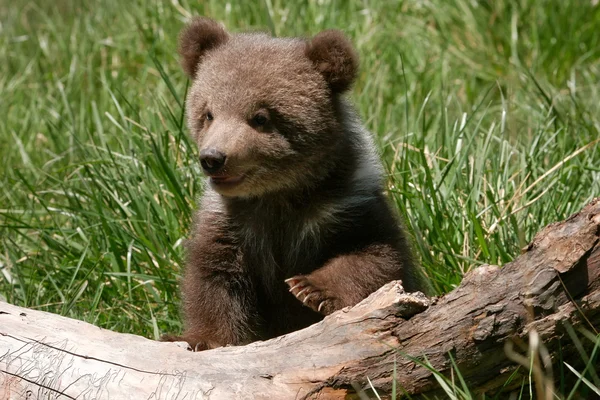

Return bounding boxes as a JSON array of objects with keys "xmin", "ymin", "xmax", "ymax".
[
  {"xmin": 205, "ymin": 112, "xmax": 214, "ymax": 121},
  {"xmin": 253, "ymin": 113, "xmax": 268, "ymax": 126}
]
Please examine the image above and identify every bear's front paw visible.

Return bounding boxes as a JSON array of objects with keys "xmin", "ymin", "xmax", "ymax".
[{"xmin": 285, "ymin": 275, "xmax": 340, "ymax": 315}]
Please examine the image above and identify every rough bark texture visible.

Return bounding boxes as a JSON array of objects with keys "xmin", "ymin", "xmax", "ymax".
[{"xmin": 1, "ymin": 198, "xmax": 599, "ymax": 399}]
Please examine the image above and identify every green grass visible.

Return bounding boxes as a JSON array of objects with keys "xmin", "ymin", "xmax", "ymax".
[{"xmin": 1, "ymin": 0, "xmax": 599, "ymax": 396}]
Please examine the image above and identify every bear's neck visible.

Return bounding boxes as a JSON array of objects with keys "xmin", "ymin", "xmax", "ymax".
[{"xmin": 216, "ymin": 115, "xmax": 384, "ymax": 281}]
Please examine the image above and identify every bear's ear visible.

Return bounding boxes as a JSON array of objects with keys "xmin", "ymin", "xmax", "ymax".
[
  {"xmin": 178, "ymin": 17, "xmax": 229, "ymax": 78},
  {"xmin": 305, "ymin": 30, "xmax": 359, "ymax": 93}
]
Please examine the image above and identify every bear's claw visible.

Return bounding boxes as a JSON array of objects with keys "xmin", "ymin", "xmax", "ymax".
[{"xmin": 285, "ymin": 274, "xmax": 335, "ymax": 315}]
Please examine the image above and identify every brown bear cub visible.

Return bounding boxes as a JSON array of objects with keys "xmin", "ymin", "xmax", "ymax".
[{"xmin": 164, "ymin": 17, "xmax": 428, "ymax": 350}]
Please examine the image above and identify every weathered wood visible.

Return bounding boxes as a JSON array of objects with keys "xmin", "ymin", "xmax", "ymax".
[{"xmin": 1, "ymin": 198, "xmax": 599, "ymax": 399}]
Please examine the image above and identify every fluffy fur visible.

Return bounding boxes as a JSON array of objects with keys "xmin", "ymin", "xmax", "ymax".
[
  {"xmin": 163, "ymin": 17, "xmax": 429, "ymax": 350},
  {"xmin": 178, "ymin": 17, "xmax": 229, "ymax": 78}
]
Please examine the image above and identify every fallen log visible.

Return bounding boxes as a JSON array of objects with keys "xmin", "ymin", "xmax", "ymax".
[{"xmin": 1, "ymin": 198, "xmax": 599, "ymax": 399}]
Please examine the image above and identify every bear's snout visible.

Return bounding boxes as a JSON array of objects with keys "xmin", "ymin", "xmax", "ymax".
[{"xmin": 199, "ymin": 148, "xmax": 227, "ymax": 175}]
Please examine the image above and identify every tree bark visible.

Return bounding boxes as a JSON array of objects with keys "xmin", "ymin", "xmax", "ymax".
[{"xmin": 1, "ymin": 198, "xmax": 599, "ymax": 400}]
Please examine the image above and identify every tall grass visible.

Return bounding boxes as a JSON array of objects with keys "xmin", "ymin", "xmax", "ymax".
[{"xmin": 1, "ymin": 0, "xmax": 599, "ymax": 395}]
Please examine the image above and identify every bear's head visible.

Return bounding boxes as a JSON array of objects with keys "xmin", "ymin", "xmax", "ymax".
[{"xmin": 179, "ymin": 17, "xmax": 359, "ymax": 198}]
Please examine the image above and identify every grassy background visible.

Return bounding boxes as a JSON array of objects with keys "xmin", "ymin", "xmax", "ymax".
[{"xmin": 1, "ymin": 0, "xmax": 599, "ymax": 395}]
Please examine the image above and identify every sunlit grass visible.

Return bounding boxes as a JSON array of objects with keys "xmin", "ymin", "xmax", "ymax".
[{"xmin": 1, "ymin": 0, "xmax": 599, "ymax": 395}]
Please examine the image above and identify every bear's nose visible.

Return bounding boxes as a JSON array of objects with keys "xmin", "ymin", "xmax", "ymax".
[{"xmin": 199, "ymin": 148, "xmax": 227, "ymax": 174}]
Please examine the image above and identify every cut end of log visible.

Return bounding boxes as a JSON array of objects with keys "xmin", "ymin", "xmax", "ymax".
[{"xmin": 337, "ymin": 280, "xmax": 430, "ymax": 322}]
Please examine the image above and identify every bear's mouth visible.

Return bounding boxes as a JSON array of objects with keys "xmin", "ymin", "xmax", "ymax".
[{"xmin": 209, "ymin": 174, "xmax": 245, "ymax": 187}]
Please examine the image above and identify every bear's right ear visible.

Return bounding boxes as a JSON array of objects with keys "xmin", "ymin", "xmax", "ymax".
[
  {"xmin": 305, "ymin": 30, "xmax": 359, "ymax": 93},
  {"xmin": 178, "ymin": 17, "xmax": 229, "ymax": 78}
]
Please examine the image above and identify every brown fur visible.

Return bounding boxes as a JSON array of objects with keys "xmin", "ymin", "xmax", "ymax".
[
  {"xmin": 178, "ymin": 18, "xmax": 229, "ymax": 78},
  {"xmin": 305, "ymin": 30, "xmax": 359, "ymax": 93},
  {"xmin": 163, "ymin": 17, "xmax": 429, "ymax": 350}
]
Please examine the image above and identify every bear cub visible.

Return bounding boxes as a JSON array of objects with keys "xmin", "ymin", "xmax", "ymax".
[{"xmin": 164, "ymin": 17, "xmax": 428, "ymax": 350}]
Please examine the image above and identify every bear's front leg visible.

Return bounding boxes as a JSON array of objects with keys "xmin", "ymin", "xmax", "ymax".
[
  {"xmin": 164, "ymin": 212, "xmax": 262, "ymax": 350},
  {"xmin": 286, "ymin": 244, "xmax": 408, "ymax": 315}
]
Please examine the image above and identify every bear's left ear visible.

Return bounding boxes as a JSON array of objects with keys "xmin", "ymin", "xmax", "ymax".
[
  {"xmin": 178, "ymin": 17, "xmax": 229, "ymax": 78},
  {"xmin": 305, "ymin": 30, "xmax": 359, "ymax": 93}
]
